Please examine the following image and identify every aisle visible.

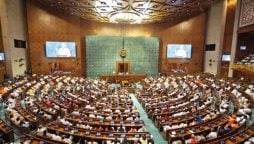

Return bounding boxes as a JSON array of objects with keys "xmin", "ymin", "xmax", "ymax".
[{"xmin": 130, "ymin": 94, "xmax": 167, "ymax": 144}]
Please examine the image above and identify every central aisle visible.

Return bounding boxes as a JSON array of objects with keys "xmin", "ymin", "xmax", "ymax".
[{"xmin": 129, "ymin": 94, "xmax": 167, "ymax": 144}]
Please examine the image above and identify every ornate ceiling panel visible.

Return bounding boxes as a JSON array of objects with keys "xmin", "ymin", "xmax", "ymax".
[{"xmin": 35, "ymin": 0, "xmax": 220, "ymax": 24}]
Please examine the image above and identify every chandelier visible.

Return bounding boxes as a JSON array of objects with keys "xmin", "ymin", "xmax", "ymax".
[
  {"xmin": 95, "ymin": 0, "xmax": 145, "ymax": 24},
  {"xmin": 109, "ymin": 11, "xmax": 142, "ymax": 24}
]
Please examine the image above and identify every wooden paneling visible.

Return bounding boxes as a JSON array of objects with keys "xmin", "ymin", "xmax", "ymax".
[
  {"xmin": 26, "ymin": 0, "xmax": 207, "ymax": 76},
  {"xmin": 26, "ymin": 0, "xmax": 82, "ymax": 76},
  {"xmin": 220, "ymin": 0, "xmax": 236, "ymax": 77},
  {"xmin": 0, "ymin": 20, "xmax": 3, "ymax": 51},
  {"xmin": 155, "ymin": 14, "xmax": 206, "ymax": 74},
  {"xmin": 0, "ymin": 20, "xmax": 5, "ymax": 80}
]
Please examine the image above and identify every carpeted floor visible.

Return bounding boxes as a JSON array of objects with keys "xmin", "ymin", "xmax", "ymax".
[{"xmin": 130, "ymin": 94, "xmax": 167, "ymax": 144}]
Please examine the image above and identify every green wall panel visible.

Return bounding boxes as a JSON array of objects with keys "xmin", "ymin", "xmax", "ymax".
[{"xmin": 86, "ymin": 36, "xmax": 159, "ymax": 78}]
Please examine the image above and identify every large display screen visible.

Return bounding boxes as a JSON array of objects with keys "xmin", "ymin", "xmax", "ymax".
[
  {"xmin": 167, "ymin": 44, "xmax": 192, "ymax": 58},
  {"xmin": 222, "ymin": 54, "xmax": 231, "ymax": 62},
  {"xmin": 0, "ymin": 53, "xmax": 4, "ymax": 61},
  {"xmin": 45, "ymin": 41, "xmax": 76, "ymax": 58}
]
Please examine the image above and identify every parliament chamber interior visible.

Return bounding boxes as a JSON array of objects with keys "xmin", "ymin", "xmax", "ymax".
[{"xmin": 0, "ymin": 0, "xmax": 254, "ymax": 144}]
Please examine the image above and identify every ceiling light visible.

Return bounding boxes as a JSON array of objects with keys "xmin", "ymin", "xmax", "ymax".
[{"xmin": 109, "ymin": 12, "xmax": 142, "ymax": 24}]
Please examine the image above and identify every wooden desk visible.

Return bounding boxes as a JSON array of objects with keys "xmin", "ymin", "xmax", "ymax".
[
  {"xmin": 0, "ymin": 118, "xmax": 14, "ymax": 142},
  {"xmin": 0, "ymin": 67, "xmax": 5, "ymax": 82},
  {"xmin": 45, "ymin": 122, "xmax": 153, "ymax": 143},
  {"xmin": 100, "ymin": 74, "xmax": 146, "ymax": 83}
]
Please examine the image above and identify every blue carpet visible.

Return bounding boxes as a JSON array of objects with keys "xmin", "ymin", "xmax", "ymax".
[{"xmin": 130, "ymin": 94, "xmax": 167, "ymax": 144}]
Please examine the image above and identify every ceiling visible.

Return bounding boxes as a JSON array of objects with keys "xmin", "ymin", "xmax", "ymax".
[{"xmin": 35, "ymin": 0, "xmax": 220, "ymax": 24}]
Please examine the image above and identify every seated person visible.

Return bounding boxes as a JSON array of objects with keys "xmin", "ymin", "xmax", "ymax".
[
  {"xmin": 237, "ymin": 106, "xmax": 251, "ymax": 117},
  {"xmin": 139, "ymin": 136, "xmax": 148, "ymax": 144},
  {"xmin": 224, "ymin": 124, "xmax": 232, "ymax": 133},
  {"xmin": 128, "ymin": 128, "xmax": 137, "ymax": 133},
  {"xmin": 227, "ymin": 115, "xmax": 237, "ymax": 125},
  {"xmin": 231, "ymin": 121, "xmax": 239, "ymax": 130},
  {"xmin": 138, "ymin": 126, "xmax": 146, "ymax": 132},
  {"xmin": 117, "ymin": 125, "xmax": 126, "ymax": 132},
  {"xmin": 172, "ymin": 140, "xmax": 183, "ymax": 144},
  {"xmin": 71, "ymin": 109, "xmax": 80, "ymax": 116},
  {"xmin": 217, "ymin": 126, "xmax": 225, "ymax": 136},
  {"xmin": 219, "ymin": 100, "xmax": 229, "ymax": 113},
  {"xmin": 37, "ymin": 125, "xmax": 47, "ymax": 136},
  {"xmin": 195, "ymin": 134, "xmax": 206, "ymax": 143},
  {"xmin": 203, "ymin": 112, "xmax": 212, "ymax": 121},
  {"xmin": 193, "ymin": 113, "xmax": 203, "ymax": 123},
  {"xmin": 186, "ymin": 134, "xmax": 198, "ymax": 144},
  {"xmin": 37, "ymin": 108, "xmax": 45, "ymax": 115},
  {"xmin": 206, "ymin": 128, "xmax": 218, "ymax": 139},
  {"xmin": 20, "ymin": 120, "xmax": 30, "ymax": 128},
  {"xmin": 237, "ymin": 115, "xmax": 248, "ymax": 125},
  {"xmin": 63, "ymin": 135, "xmax": 73, "ymax": 143}
]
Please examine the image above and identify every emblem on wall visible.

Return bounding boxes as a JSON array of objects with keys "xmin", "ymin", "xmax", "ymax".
[{"xmin": 120, "ymin": 49, "xmax": 127, "ymax": 58}]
